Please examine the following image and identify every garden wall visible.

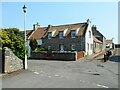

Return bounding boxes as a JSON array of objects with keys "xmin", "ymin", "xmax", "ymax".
[
  {"xmin": 3, "ymin": 47, "xmax": 23, "ymax": 73},
  {"xmin": 30, "ymin": 51, "xmax": 85, "ymax": 61}
]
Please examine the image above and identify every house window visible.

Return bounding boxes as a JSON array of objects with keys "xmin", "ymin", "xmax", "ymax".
[
  {"xmin": 95, "ymin": 43, "xmax": 96, "ymax": 48},
  {"xmin": 59, "ymin": 31, "xmax": 64, "ymax": 39},
  {"xmin": 71, "ymin": 44, "xmax": 76, "ymax": 51},
  {"xmin": 91, "ymin": 44, "xmax": 93, "ymax": 50},
  {"xmin": 48, "ymin": 32, "xmax": 52, "ymax": 39},
  {"xmin": 71, "ymin": 30, "xmax": 76, "ymax": 38},
  {"xmin": 87, "ymin": 43, "xmax": 89, "ymax": 50},
  {"xmin": 89, "ymin": 31, "xmax": 91, "ymax": 38},
  {"xmin": 59, "ymin": 44, "xmax": 64, "ymax": 52},
  {"xmin": 48, "ymin": 46, "xmax": 51, "ymax": 50}
]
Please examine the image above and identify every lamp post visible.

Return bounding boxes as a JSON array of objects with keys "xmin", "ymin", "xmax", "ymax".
[{"xmin": 22, "ymin": 5, "xmax": 27, "ymax": 69}]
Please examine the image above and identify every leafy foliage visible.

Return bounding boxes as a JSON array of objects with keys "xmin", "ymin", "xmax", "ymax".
[
  {"xmin": 35, "ymin": 47, "xmax": 46, "ymax": 52},
  {"xmin": 0, "ymin": 28, "xmax": 25, "ymax": 60},
  {"xmin": 29, "ymin": 37, "xmax": 38, "ymax": 51}
]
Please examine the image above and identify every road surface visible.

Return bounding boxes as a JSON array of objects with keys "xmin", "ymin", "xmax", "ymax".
[{"xmin": 2, "ymin": 49, "xmax": 119, "ymax": 88}]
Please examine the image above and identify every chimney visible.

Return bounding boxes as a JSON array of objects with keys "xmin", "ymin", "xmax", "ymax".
[
  {"xmin": 86, "ymin": 19, "xmax": 91, "ymax": 24},
  {"xmin": 92, "ymin": 25, "xmax": 97, "ymax": 31},
  {"xmin": 33, "ymin": 22, "xmax": 40, "ymax": 30},
  {"xmin": 47, "ymin": 24, "xmax": 52, "ymax": 30}
]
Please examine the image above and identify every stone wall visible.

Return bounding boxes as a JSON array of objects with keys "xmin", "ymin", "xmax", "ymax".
[
  {"xmin": 42, "ymin": 34, "xmax": 85, "ymax": 51},
  {"xmin": 31, "ymin": 51, "xmax": 85, "ymax": 61},
  {"xmin": 31, "ymin": 51, "xmax": 76, "ymax": 61},
  {"xmin": 3, "ymin": 47, "xmax": 23, "ymax": 73}
]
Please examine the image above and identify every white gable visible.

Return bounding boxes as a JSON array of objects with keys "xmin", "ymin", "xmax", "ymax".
[
  {"xmin": 52, "ymin": 30, "xmax": 57, "ymax": 37},
  {"xmin": 63, "ymin": 28, "xmax": 69, "ymax": 36},
  {"xmin": 76, "ymin": 27, "xmax": 80, "ymax": 36}
]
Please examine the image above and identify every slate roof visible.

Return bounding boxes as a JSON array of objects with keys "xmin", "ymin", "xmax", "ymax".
[
  {"xmin": 93, "ymin": 36, "xmax": 102, "ymax": 43},
  {"xmin": 92, "ymin": 29, "xmax": 104, "ymax": 42}
]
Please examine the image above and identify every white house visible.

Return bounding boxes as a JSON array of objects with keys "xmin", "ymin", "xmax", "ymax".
[{"xmin": 85, "ymin": 19, "xmax": 93, "ymax": 55}]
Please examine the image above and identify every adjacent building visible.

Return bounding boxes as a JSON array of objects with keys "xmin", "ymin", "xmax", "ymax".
[
  {"xmin": 92, "ymin": 25, "xmax": 106, "ymax": 53},
  {"xmin": 106, "ymin": 39, "xmax": 114, "ymax": 49}
]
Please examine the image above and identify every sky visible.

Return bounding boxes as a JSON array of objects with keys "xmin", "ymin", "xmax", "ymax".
[{"xmin": 1, "ymin": 2, "xmax": 119, "ymax": 44}]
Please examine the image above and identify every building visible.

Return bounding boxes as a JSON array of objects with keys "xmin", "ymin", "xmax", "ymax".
[
  {"xmin": 92, "ymin": 25, "xmax": 106, "ymax": 53},
  {"xmin": 26, "ymin": 20, "xmax": 106, "ymax": 57},
  {"xmin": 115, "ymin": 44, "xmax": 120, "ymax": 48},
  {"xmin": 106, "ymin": 39, "xmax": 114, "ymax": 49},
  {"xmin": 26, "ymin": 23, "xmax": 47, "ymax": 57},
  {"xmin": 42, "ymin": 19, "xmax": 94, "ymax": 55}
]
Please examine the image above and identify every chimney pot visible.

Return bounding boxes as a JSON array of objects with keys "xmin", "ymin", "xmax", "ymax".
[
  {"xmin": 48, "ymin": 24, "xmax": 52, "ymax": 28},
  {"xmin": 33, "ymin": 22, "xmax": 40, "ymax": 30}
]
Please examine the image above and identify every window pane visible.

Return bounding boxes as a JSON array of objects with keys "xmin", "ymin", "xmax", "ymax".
[
  {"xmin": 89, "ymin": 31, "xmax": 91, "ymax": 38},
  {"xmin": 71, "ymin": 31, "xmax": 76, "ymax": 38},
  {"xmin": 71, "ymin": 44, "xmax": 76, "ymax": 50},
  {"xmin": 59, "ymin": 31, "xmax": 63, "ymax": 39},
  {"xmin": 59, "ymin": 44, "xmax": 64, "ymax": 51},
  {"xmin": 48, "ymin": 32, "xmax": 52, "ymax": 39},
  {"xmin": 87, "ymin": 43, "xmax": 89, "ymax": 50},
  {"xmin": 48, "ymin": 46, "xmax": 51, "ymax": 50}
]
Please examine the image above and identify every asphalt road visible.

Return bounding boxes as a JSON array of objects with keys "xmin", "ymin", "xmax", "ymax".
[
  {"xmin": 108, "ymin": 48, "xmax": 120, "ymax": 62},
  {"xmin": 2, "ymin": 49, "xmax": 119, "ymax": 88}
]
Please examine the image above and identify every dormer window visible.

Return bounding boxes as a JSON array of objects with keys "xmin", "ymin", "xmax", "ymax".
[
  {"xmin": 89, "ymin": 31, "xmax": 91, "ymax": 38},
  {"xmin": 59, "ymin": 31, "xmax": 63, "ymax": 39},
  {"xmin": 71, "ymin": 30, "xmax": 76, "ymax": 38},
  {"xmin": 48, "ymin": 32, "xmax": 52, "ymax": 39}
]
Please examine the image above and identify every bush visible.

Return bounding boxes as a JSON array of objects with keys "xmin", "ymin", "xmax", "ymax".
[
  {"xmin": 29, "ymin": 37, "xmax": 38, "ymax": 51},
  {"xmin": 36, "ymin": 47, "xmax": 46, "ymax": 52},
  {"xmin": 0, "ymin": 28, "xmax": 25, "ymax": 60}
]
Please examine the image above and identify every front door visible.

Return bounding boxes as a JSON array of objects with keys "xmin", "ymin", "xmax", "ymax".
[{"xmin": 59, "ymin": 44, "xmax": 64, "ymax": 52}]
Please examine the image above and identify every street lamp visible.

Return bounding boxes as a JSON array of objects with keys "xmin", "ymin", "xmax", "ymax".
[{"xmin": 22, "ymin": 5, "xmax": 27, "ymax": 69}]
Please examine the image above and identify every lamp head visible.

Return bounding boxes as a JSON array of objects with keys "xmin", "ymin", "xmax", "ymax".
[{"xmin": 23, "ymin": 5, "xmax": 27, "ymax": 13}]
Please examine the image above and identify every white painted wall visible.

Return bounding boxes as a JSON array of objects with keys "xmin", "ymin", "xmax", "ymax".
[
  {"xmin": 85, "ymin": 22, "xmax": 93, "ymax": 55},
  {"xmin": 102, "ymin": 37, "xmax": 106, "ymax": 50}
]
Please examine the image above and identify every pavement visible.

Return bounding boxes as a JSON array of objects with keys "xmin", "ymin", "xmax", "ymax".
[
  {"xmin": 78, "ymin": 50, "xmax": 106, "ymax": 62},
  {"xmin": 2, "ymin": 48, "xmax": 119, "ymax": 88}
]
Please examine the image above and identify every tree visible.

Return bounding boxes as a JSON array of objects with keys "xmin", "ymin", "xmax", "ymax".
[
  {"xmin": 1, "ymin": 28, "xmax": 26, "ymax": 60},
  {"xmin": 0, "ymin": 30, "xmax": 11, "ymax": 47},
  {"xmin": 29, "ymin": 37, "xmax": 38, "ymax": 51}
]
